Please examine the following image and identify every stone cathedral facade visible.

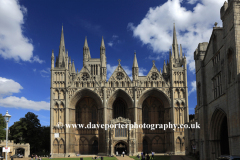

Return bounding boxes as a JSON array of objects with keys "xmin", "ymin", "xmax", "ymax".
[{"xmin": 50, "ymin": 25, "xmax": 189, "ymax": 157}]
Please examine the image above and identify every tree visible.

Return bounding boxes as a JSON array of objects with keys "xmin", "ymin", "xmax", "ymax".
[
  {"xmin": 0, "ymin": 114, "xmax": 6, "ymax": 140},
  {"xmin": 9, "ymin": 112, "xmax": 41, "ymax": 154}
]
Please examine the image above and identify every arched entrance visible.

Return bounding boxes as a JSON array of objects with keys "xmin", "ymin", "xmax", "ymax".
[
  {"xmin": 143, "ymin": 140, "xmax": 148, "ymax": 153},
  {"xmin": 92, "ymin": 140, "xmax": 98, "ymax": 154},
  {"xmin": 114, "ymin": 142, "xmax": 127, "ymax": 155},
  {"xmin": 210, "ymin": 108, "xmax": 229, "ymax": 159},
  {"xmin": 15, "ymin": 148, "xmax": 25, "ymax": 156},
  {"xmin": 137, "ymin": 89, "xmax": 171, "ymax": 153},
  {"xmin": 69, "ymin": 88, "xmax": 103, "ymax": 154}
]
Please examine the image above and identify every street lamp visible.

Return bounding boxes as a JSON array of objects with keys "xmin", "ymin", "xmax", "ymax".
[{"xmin": 3, "ymin": 111, "xmax": 11, "ymax": 160}]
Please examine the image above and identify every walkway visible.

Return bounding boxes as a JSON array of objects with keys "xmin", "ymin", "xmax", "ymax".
[{"xmin": 116, "ymin": 155, "xmax": 135, "ymax": 160}]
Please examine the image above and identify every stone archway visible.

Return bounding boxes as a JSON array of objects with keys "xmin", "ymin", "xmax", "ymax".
[
  {"xmin": 15, "ymin": 148, "xmax": 25, "ymax": 156},
  {"xmin": 114, "ymin": 141, "xmax": 128, "ymax": 155},
  {"xmin": 107, "ymin": 89, "xmax": 134, "ymax": 123},
  {"xmin": 210, "ymin": 108, "xmax": 229, "ymax": 159},
  {"xmin": 137, "ymin": 89, "xmax": 171, "ymax": 153},
  {"xmin": 69, "ymin": 88, "xmax": 103, "ymax": 154}
]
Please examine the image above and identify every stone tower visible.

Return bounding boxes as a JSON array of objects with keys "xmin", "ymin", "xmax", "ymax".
[
  {"xmin": 185, "ymin": 1, "xmax": 240, "ymax": 160},
  {"xmin": 50, "ymin": 25, "xmax": 188, "ymax": 157}
]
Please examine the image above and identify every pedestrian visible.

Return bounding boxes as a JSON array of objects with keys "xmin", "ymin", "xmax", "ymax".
[
  {"xmin": 122, "ymin": 151, "xmax": 125, "ymax": 157},
  {"xmin": 151, "ymin": 151, "xmax": 154, "ymax": 159},
  {"xmin": 35, "ymin": 155, "xmax": 38, "ymax": 160},
  {"xmin": 31, "ymin": 154, "xmax": 33, "ymax": 160},
  {"xmin": 147, "ymin": 154, "xmax": 150, "ymax": 160},
  {"xmin": 141, "ymin": 151, "xmax": 143, "ymax": 160},
  {"xmin": 142, "ymin": 152, "xmax": 145, "ymax": 160},
  {"xmin": 49, "ymin": 153, "xmax": 52, "ymax": 159}
]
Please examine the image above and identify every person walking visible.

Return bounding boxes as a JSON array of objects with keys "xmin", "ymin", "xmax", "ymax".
[
  {"xmin": 31, "ymin": 154, "xmax": 33, "ymax": 160},
  {"xmin": 122, "ymin": 151, "xmax": 125, "ymax": 157},
  {"xmin": 151, "ymin": 151, "xmax": 154, "ymax": 159}
]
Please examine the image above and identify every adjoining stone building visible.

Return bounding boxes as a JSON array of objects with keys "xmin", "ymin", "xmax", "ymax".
[
  {"xmin": 185, "ymin": 0, "xmax": 240, "ymax": 159},
  {"xmin": 50, "ymin": 25, "xmax": 189, "ymax": 157},
  {"xmin": 0, "ymin": 140, "xmax": 30, "ymax": 158}
]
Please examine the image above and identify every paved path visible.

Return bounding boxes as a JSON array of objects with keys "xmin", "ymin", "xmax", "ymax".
[{"xmin": 115, "ymin": 155, "xmax": 135, "ymax": 160}]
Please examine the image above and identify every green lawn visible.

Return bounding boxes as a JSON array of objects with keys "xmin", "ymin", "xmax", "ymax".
[
  {"xmin": 42, "ymin": 157, "xmax": 118, "ymax": 160},
  {"xmin": 130, "ymin": 156, "xmax": 170, "ymax": 160}
]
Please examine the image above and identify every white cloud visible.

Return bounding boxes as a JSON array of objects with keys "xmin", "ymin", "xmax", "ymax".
[
  {"xmin": 128, "ymin": 0, "xmax": 225, "ymax": 72},
  {"xmin": 40, "ymin": 68, "xmax": 50, "ymax": 77},
  {"xmin": 108, "ymin": 42, "xmax": 113, "ymax": 47},
  {"xmin": 0, "ymin": 77, "xmax": 49, "ymax": 110},
  {"xmin": 0, "ymin": 96, "xmax": 49, "ymax": 111},
  {"xmin": 108, "ymin": 35, "xmax": 120, "ymax": 47},
  {"xmin": 187, "ymin": 0, "xmax": 198, "ymax": 4},
  {"xmin": 33, "ymin": 68, "xmax": 36, "ymax": 72},
  {"xmin": 189, "ymin": 80, "xmax": 196, "ymax": 95},
  {"xmin": 107, "ymin": 64, "xmax": 147, "ymax": 80},
  {"xmin": 0, "ymin": 77, "xmax": 23, "ymax": 97},
  {"xmin": 0, "ymin": 0, "xmax": 44, "ymax": 63}
]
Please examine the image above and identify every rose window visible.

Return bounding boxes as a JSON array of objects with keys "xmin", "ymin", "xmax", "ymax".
[
  {"xmin": 151, "ymin": 73, "xmax": 158, "ymax": 80},
  {"xmin": 82, "ymin": 73, "xmax": 89, "ymax": 81},
  {"xmin": 116, "ymin": 72, "xmax": 124, "ymax": 80}
]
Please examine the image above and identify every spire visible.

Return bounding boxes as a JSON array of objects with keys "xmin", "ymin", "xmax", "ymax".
[
  {"xmin": 132, "ymin": 51, "xmax": 138, "ymax": 68},
  {"xmin": 58, "ymin": 25, "xmax": 66, "ymax": 67},
  {"xmin": 159, "ymin": 68, "xmax": 162, "ymax": 74},
  {"xmin": 68, "ymin": 57, "xmax": 72, "ymax": 72},
  {"xmin": 52, "ymin": 50, "xmax": 54, "ymax": 57},
  {"xmin": 172, "ymin": 23, "xmax": 179, "ymax": 59},
  {"xmin": 101, "ymin": 36, "xmax": 105, "ymax": 48},
  {"xmin": 84, "ymin": 36, "xmax": 88, "ymax": 48},
  {"xmin": 173, "ymin": 23, "xmax": 178, "ymax": 45},
  {"xmin": 71, "ymin": 60, "xmax": 76, "ymax": 73},
  {"xmin": 83, "ymin": 36, "xmax": 91, "ymax": 65}
]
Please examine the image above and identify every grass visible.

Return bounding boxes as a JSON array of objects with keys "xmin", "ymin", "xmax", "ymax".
[
  {"xmin": 42, "ymin": 157, "xmax": 118, "ymax": 160},
  {"xmin": 130, "ymin": 156, "xmax": 170, "ymax": 160}
]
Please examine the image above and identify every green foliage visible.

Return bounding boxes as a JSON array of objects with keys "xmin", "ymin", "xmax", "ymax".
[
  {"xmin": 9, "ymin": 112, "xmax": 47, "ymax": 154},
  {"xmin": 0, "ymin": 114, "xmax": 6, "ymax": 140}
]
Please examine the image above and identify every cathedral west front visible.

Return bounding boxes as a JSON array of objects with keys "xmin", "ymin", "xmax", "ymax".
[{"xmin": 50, "ymin": 25, "xmax": 189, "ymax": 157}]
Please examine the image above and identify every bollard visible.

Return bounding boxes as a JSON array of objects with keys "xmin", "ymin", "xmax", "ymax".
[
  {"xmin": 80, "ymin": 158, "xmax": 83, "ymax": 160},
  {"xmin": 101, "ymin": 157, "xmax": 103, "ymax": 160}
]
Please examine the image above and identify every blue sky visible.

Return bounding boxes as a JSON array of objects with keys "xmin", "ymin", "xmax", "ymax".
[{"xmin": 0, "ymin": 0, "xmax": 225, "ymax": 127}]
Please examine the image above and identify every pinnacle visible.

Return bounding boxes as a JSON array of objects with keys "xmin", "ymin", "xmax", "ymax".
[
  {"xmin": 101, "ymin": 36, "xmax": 105, "ymax": 48},
  {"xmin": 173, "ymin": 23, "xmax": 178, "ymax": 45},
  {"xmin": 84, "ymin": 36, "xmax": 88, "ymax": 48},
  {"xmin": 133, "ymin": 51, "xmax": 138, "ymax": 68}
]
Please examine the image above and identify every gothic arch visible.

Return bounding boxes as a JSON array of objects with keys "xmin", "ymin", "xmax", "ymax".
[
  {"xmin": 137, "ymin": 88, "xmax": 170, "ymax": 108},
  {"xmin": 79, "ymin": 137, "xmax": 89, "ymax": 154},
  {"xmin": 59, "ymin": 138, "xmax": 65, "ymax": 153},
  {"xmin": 210, "ymin": 108, "xmax": 229, "ymax": 159},
  {"xmin": 152, "ymin": 136, "xmax": 164, "ymax": 153},
  {"xmin": 53, "ymin": 139, "xmax": 59, "ymax": 153},
  {"xmin": 176, "ymin": 137, "xmax": 181, "ymax": 152},
  {"xmin": 70, "ymin": 88, "xmax": 103, "ymax": 109},
  {"xmin": 107, "ymin": 89, "xmax": 133, "ymax": 109}
]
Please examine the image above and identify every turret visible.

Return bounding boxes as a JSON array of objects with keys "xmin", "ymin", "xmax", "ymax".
[
  {"xmin": 100, "ymin": 37, "xmax": 106, "ymax": 68},
  {"xmin": 83, "ymin": 37, "xmax": 91, "ymax": 66},
  {"xmin": 132, "ymin": 51, "xmax": 139, "ymax": 81},
  {"xmin": 100, "ymin": 37, "xmax": 107, "ymax": 81},
  {"xmin": 72, "ymin": 60, "xmax": 76, "ymax": 73},
  {"xmin": 163, "ymin": 60, "xmax": 167, "ymax": 75}
]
